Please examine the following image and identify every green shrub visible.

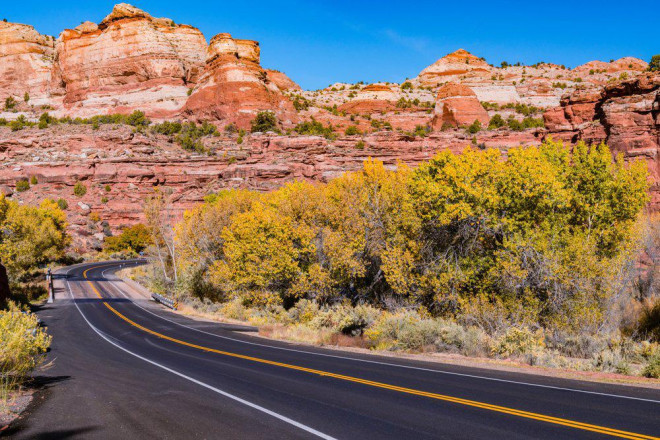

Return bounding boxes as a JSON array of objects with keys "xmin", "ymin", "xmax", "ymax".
[
  {"xmin": 4, "ymin": 96, "xmax": 16, "ymax": 110},
  {"xmin": 104, "ymin": 184, "xmax": 111, "ymax": 192},
  {"xmin": 413, "ymin": 125, "xmax": 431, "ymax": 137},
  {"xmin": 250, "ymin": 111, "xmax": 279, "ymax": 133},
  {"xmin": 173, "ymin": 121, "xmax": 217, "ymax": 153},
  {"xmin": 9, "ymin": 115, "xmax": 33, "ymax": 131},
  {"xmin": 355, "ymin": 140, "xmax": 365, "ymax": 149},
  {"xmin": 126, "ymin": 110, "xmax": 150, "ymax": 127},
  {"xmin": 73, "ymin": 182, "xmax": 87, "ymax": 197},
  {"xmin": 466, "ymin": 120, "xmax": 482, "ymax": 134},
  {"xmin": 344, "ymin": 125, "xmax": 360, "ymax": 136},
  {"xmin": 488, "ymin": 114, "xmax": 506, "ymax": 129},
  {"xmin": 56, "ymin": 198, "xmax": 68, "ymax": 210},
  {"xmin": 292, "ymin": 95, "xmax": 312, "ymax": 111},
  {"xmin": 23, "ymin": 92, "xmax": 29, "ymax": 103},
  {"xmin": 15, "ymin": 179, "xmax": 30, "ymax": 192},
  {"xmin": 101, "ymin": 196, "xmax": 109, "ymax": 204},
  {"xmin": 650, "ymin": 55, "xmax": 660, "ymax": 72},
  {"xmin": 400, "ymin": 81, "xmax": 413, "ymax": 90},
  {"xmin": 294, "ymin": 118, "xmax": 334, "ymax": 139},
  {"xmin": 30, "ymin": 176, "xmax": 38, "ymax": 185},
  {"xmin": 151, "ymin": 121, "xmax": 182, "ymax": 136},
  {"xmin": 481, "ymin": 102, "xmax": 499, "ymax": 111}
]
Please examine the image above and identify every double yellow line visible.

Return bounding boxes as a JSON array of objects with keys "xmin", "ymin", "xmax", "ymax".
[{"xmin": 82, "ymin": 266, "xmax": 658, "ymax": 440}]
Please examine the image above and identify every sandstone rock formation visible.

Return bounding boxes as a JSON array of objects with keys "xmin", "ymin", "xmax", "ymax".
[
  {"xmin": 417, "ymin": 49, "xmax": 492, "ymax": 87},
  {"xmin": 432, "ymin": 83, "xmax": 490, "ymax": 129},
  {"xmin": 266, "ymin": 69, "xmax": 301, "ymax": 91},
  {"xmin": 544, "ymin": 72, "xmax": 660, "ymax": 207},
  {"xmin": 0, "ymin": 5, "xmax": 301, "ymax": 122},
  {"xmin": 182, "ymin": 33, "xmax": 297, "ymax": 128},
  {"xmin": 0, "ymin": 21, "xmax": 60, "ymax": 106},
  {"xmin": 56, "ymin": 3, "xmax": 207, "ymax": 118}
]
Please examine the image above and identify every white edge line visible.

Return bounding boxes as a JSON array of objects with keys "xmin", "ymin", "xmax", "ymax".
[
  {"xmin": 63, "ymin": 266, "xmax": 336, "ymax": 440},
  {"xmin": 97, "ymin": 263, "xmax": 660, "ymax": 405}
]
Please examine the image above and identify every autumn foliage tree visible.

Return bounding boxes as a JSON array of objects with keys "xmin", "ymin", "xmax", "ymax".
[
  {"xmin": 173, "ymin": 140, "xmax": 649, "ymax": 336},
  {"xmin": 0, "ymin": 195, "xmax": 69, "ymax": 306}
]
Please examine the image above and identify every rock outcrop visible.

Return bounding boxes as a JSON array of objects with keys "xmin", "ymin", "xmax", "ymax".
[
  {"xmin": 432, "ymin": 83, "xmax": 490, "ymax": 129},
  {"xmin": 338, "ymin": 84, "xmax": 397, "ymax": 114},
  {"xmin": 544, "ymin": 72, "xmax": 660, "ymax": 207},
  {"xmin": 573, "ymin": 57, "xmax": 648, "ymax": 74},
  {"xmin": 182, "ymin": 33, "xmax": 297, "ymax": 128},
  {"xmin": 56, "ymin": 3, "xmax": 207, "ymax": 118},
  {"xmin": 417, "ymin": 49, "xmax": 492, "ymax": 87},
  {"xmin": 266, "ymin": 69, "xmax": 301, "ymax": 91},
  {"xmin": 0, "ymin": 21, "xmax": 60, "ymax": 106}
]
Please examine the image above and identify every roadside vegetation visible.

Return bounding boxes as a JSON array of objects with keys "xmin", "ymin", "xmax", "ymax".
[
  {"xmin": 0, "ymin": 195, "xmax": 67, "ymax": 406},
  {"xmin": 126, "ymin": 139, "xmax": 660, "ymax": 378}
]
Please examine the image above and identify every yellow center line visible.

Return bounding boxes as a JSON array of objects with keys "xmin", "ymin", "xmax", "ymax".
[{"xmin": 80, "ymin": 265, "xmax": 658, "ymax": 440}]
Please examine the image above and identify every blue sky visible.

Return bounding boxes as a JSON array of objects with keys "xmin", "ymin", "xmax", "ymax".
[{"xmin": 4, "ymin": 1, "xmax": 657, "ymax": 90}]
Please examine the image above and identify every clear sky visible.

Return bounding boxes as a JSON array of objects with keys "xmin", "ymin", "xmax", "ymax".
[{"xmin": 3, "ymin": 0, "xmax": 657, "ymax": 90}]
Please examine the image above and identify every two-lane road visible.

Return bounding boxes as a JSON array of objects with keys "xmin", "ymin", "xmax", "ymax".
[{"xmin": 6, "ymin": 261, "xmax": 660, "ymax": 439}]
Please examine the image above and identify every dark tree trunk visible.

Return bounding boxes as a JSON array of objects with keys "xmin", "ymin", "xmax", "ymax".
[{"xmin": 0, "ymin": 262, "xmax": 10, "ymax": 309}]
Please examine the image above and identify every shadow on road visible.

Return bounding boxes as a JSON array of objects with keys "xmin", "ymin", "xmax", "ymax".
[{"xmin": 3, "ymin": 426, "xmax": 98, "ymax": 439}]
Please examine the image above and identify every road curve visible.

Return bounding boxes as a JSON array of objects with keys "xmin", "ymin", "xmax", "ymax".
[{"xmin": 6, "ymin": 260, "xmax": 660, "ymax": 439}]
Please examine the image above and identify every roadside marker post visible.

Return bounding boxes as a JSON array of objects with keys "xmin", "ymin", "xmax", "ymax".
[{"xmin": 46, "ymin": 268, "xmax": 53, "ymax": 303}]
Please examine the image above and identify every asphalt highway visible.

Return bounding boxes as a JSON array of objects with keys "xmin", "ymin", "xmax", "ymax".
[{"xmin": 5, "ymin": 261, "xmax": 660, "ymax": 439}]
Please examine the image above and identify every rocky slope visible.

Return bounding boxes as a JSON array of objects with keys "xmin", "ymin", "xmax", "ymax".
[{"xmin": 0, "ymin": 124, "xmax": 541, "ymax": 251}]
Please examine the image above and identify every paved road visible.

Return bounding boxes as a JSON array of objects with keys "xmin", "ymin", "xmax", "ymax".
[{"xmin": 5, "ymin": 261, "xmax": 660, "ymax": 439}]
